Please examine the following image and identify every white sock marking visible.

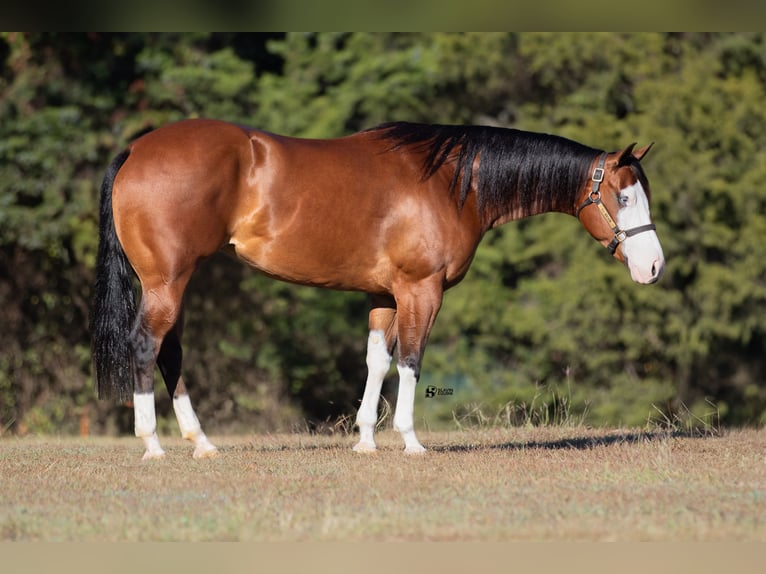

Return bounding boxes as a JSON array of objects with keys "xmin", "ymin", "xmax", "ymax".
[
  {"xmin": 393, "ymin": 364, "xmax": 425, "ymax": 454},
  {"xmin": 133, "ymin": 392, "xmax": 165, "ymax": 460},
  {"xmin": 173, "ymin": 394, "xmax": 201, "ymax": 438},
  {"xmin": 173, "ymin": 394, "xmax": 218, "ymax": 459},
  {"xmin": 354, "ymin": 330, "xmax": 391, "ymax": 452}
]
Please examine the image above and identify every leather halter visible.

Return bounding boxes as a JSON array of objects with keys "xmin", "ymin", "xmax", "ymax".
[{"xmin": 576, "ymin": 152, "xmax": 657, "ymax": 255}]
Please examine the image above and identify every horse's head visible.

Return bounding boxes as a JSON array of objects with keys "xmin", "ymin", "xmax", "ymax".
[{"xmin": 576, "ymin": 144, "xmax": 665, "ymax": 284}]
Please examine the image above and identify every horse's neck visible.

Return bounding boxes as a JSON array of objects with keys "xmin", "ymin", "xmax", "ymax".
[
  {"xmin": 483, "ymin": 189, "xmax": 577, "ymax": 230},
  {"xmin": 470, "ymin": 155, "xmax": 585, "ymax": 232}
]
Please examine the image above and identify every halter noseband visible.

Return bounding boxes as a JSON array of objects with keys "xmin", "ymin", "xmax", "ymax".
[{"xmin": 576, "ymin": 152, "xmax": 657, "ymax": 255}]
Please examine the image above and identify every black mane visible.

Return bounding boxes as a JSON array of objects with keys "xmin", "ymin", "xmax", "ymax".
[{"xmin": 372, "ymin": 122, "xmax": 602, "ymax": 220}]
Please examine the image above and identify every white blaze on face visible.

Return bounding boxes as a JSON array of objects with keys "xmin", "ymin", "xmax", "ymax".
[{"xmin": 617, "ymin": 181, "xmax": 665, "ymax": 284}]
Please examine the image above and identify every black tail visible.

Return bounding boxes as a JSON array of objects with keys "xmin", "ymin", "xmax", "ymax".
[{"xmin": 91, "ymin": 149, "xmax": 135, "ymax": 402}]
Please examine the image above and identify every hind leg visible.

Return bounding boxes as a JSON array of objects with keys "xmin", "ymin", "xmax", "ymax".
[
  {"xmin": 130, "ymin": 307, "xmax": 167, "ymax": 460},
  {"xmin": 130, "ymin": 278, "xmax": 191, "ymax": 460},
  {"xmin": 354, "ymin": 296, "xmax": 397, "ymax": 453},
  {"xmin": 158, "ymin": 308, "xmax": 218, "ymax": 459}
]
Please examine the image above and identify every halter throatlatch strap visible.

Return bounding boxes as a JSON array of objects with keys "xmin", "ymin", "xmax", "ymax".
[{"xmin": 576, "ymin": 152, "xmax": 656, "ymax": 255}]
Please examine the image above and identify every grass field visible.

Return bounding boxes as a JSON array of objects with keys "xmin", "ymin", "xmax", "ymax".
[{"xmin": 0, "ymin": 426, "xmax": 764, "ymax": 542}]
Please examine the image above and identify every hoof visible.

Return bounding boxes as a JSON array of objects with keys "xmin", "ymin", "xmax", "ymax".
[
  {"xmin": 404, "ymin": 444, "xmax": 427, "ymax": 455},
  {"xmin": 193, "ymin": 444, "xmax": 219, "ymax": 459},
  {"xmin": 353, "ymin": 441, "xmax": 377, "ymax": 453},
  {"xmin": 141, "ymin": 449, "xmax": 166, "ymax": 461}
]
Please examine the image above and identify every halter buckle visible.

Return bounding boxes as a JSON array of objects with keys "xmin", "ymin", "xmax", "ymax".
[{"xmin": 592, "ymin": 167, "xmax": 604, "ymax": 183}]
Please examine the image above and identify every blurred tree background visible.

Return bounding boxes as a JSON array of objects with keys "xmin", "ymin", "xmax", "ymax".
[{"xmin": 1, "ymin": 32, "xmax": 765, "ymax": 436}]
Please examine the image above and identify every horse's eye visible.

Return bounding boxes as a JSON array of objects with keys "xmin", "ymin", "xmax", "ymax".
[{"xmin": 619, "ymin": 194, "xmax": 630, "ymax": 207}]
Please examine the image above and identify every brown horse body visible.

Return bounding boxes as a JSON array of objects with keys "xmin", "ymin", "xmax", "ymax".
[{"xmin": 92, "ymin": 118, "xmax": 664, "ymax": 459}]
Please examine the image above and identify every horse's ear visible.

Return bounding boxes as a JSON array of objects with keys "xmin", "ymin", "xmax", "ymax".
[
  {"xmin": 632, "ymin": 142, "xmax": 654, "ymax": 162},
  {"xmin": 618, "ymin": 142, "xmax": 653, "ymax": 166},
  {"xmin": 617, "ymin": 143, "xmax": 637, "ymax": 167}
]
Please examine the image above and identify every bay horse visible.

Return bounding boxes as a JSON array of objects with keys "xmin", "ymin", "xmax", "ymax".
[{"xmin": 91, "ymin": 119, "xmax": 664, "ymax": 460}]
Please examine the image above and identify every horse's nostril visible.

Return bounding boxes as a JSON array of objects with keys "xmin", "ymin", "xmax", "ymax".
[{"xmin": 649, "ymin": 259, "xmax": 665, "ymax": 282}]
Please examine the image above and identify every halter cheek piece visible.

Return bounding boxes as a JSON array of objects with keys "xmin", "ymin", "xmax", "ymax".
[{"xmin": 576, "ymin": 152, "xmax": 657, "ymax": 255}]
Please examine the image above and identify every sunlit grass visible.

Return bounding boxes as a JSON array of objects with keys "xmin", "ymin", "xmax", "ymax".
[{"xmin": 1, "ymin": 426, "xmax": 763, "ymax": 542}]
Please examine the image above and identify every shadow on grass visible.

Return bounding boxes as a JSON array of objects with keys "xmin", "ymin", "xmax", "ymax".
[
  {"xmin": 431, "ymin": 428, "xmax": 716, "ymax": 453},
  {"xmin": 225, "ymin": 428, "xmax": 717, "ymax": 455}
]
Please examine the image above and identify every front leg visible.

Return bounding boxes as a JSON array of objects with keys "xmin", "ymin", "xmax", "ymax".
[
  {"xmin": 391, "ymin": 276, "xmax": 444, "ymax": 454},
  {"xmin": 354, "ymin": 300, "xmax": 397, "ymax": 453},
  {"xmin": 393, "ymin": 363, "xmax": 426, "ymax": 454},
  {"xmin": 353, "ymin": 329, "xmax": 390, "ymax": 452}
]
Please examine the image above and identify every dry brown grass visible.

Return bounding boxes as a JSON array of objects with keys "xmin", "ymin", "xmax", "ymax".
[{"xmin": 1, "ymin": 427, "xmax": 764, "ymax": 541}]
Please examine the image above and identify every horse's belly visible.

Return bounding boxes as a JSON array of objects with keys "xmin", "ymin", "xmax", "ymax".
[{"xmin": 229, "ymin": 234, "xmax": 389, "ymax": 293}]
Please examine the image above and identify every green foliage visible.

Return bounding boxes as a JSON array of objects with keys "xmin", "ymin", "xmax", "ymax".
[
  {"xmin": 251, "ymin": 33, "xmax": 518, "ymax": 136},
  {"xmin": 135, "ymin": 38, "xmax": 258, "ymax": 120},
  {"xmin": 1, "ymin": 32, "xmax": 765, "ymax": 436}
]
